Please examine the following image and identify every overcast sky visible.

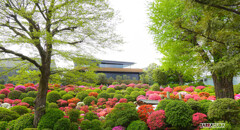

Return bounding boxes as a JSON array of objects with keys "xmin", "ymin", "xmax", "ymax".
[{"xmin": 94, "ymin": 0, "xmax": 163, "ymax": 68}]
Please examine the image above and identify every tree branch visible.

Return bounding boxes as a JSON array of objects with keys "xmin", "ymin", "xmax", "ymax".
[
  {"xmin": 194, "ymin": 0, "xmax": 240, "ymax": 15},
  {"xmin": 52, "ymin": 26, "xmax": 78, "ymax": 36},
  {"xmin": 35, "ymin": 3, "xmax": 47, "ymax": 21},
  {"xmin": 0, "ymin": 46, "xmax": 41, "ymax": 69}
]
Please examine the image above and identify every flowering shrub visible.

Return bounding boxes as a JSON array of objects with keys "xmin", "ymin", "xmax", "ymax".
[
  {"xmin": 112, "ymin": 126, "xmax": 125, "ymax": 130},
  {"xmin": 0, "ymin": 89, "xmax": 10, "ymax": 96},
  {"xmin": 80, "ymin": 105, "xmax": 89, "ymax": 113},
  {"xmin": 106, "ymin": 98, "xmax": 118, "ymax": 108},
  {"xmin": 12, "ymin": 99, "xmax": 21, "ymax": 105},
  {"xmin": 24, "ymin": 83, "xmax": 34, "ymax": 87},
  {"xmin": 88, "ymin": 92, "xmax": 98, "ymax": 98},
  {"xmin": 196, "ymin": 86, "xmax": 205, "ymax": 90},
  {"xmin": 4, "ymin": 98, "xmax": 13, "ymax": 104},
  {"xmin": 192, "ymin": 113, "xmax": 208, "ymax": 126},
  {"xmin": 185, "ymin": 87, "xmax": 194, "ymax": 92},
  {"xmin": 127, "ymin": 83, "xmax": 136, "ymax": 87},
  {"xmin": 64, "ymin": 87, "xmax": 74, "ymax": 92},
  {"xmin": 184, "ymin": 94, "xmax": 193, "ymax": 100},
  {"xmin": 146, "ymin": 91, "xmax": 161, "ymax": 97},
  {"xmin": 57, "ymin": 99, "xmax": 68, "ymax": 107},
  {"xmin": 97, "ymin": 98, "xmax": 106, "ymax": 106},
  {"xmin": 234, "ymin": 94, "xmax": 240, "ymax": 100},
  {"xmin": 148, "ymin": 94, "xmax": 161, "ymax": 101},
  {"xmin": 163, "ymin": 87, "xmax": 173, "ymax": 93},
  {"xmin": 68, "ymin": 98, "xmax": 80, "ymax": 105},
  {"xmin": 147, "ymin": 110, "xmax": 165, "ymax": 130},
  {"xmin": 119, "ymin": 98, "xmax": 127, "ymax": 103},
  {"xmin": 137, "ymin": 105, "xmax": 154, "ymax": 123},
  {"xmin": 136, "ymin": 95, "xmax": 146, "ymax": 101},
  {"xmin": 68, "ymin": 103, "xmax": 76, "ymax": 108},
  {"xmin": 199, "ymin": 92, "xmax": 210, "ymax": 97},
  {"xmin": 173, "ymin": 87, "xmax": 183, "ymax": 92},
  {"xmin": 17, "ymin": 102, "xmax": 30, "ymax": 107},
  {"xmin": 14, "ymin": 85, "xmax": 26, "ymax": 92},
  {"xmin": 108, "ymin": 85, "xmax": 115, "ymax": 88},
  {"xmin": 1, "ymin": 103, "xmax": 11, "ymax": 109}
]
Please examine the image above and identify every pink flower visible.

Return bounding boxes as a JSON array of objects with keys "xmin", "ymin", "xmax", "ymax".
[
  {"xmin": 108, "ymin": 85, "xmax": 115, "ymax": 88},
  {"xmin": 207, "ymin": 96, "xmax": 216, "ymax": 100},
  {"xmin": 235, "ymin": 94, "xmax": 240, "ymax": 100},
  {"xmin": 127, "ymin": 83, "xmax": 135, "ymax": 87},
  {"xmin": 17, "ymin": 102, "xmax": 30, "ymax": 107},
  {"xmin": 184, "ymin": 94, "xmax": 193, "ymax": 100},
  {"xmin": 185, "ymin": 87, "xmax": 194, "ymax": 92},
  {"xmin": 119, "ymin": 98, "xmax": 127, "ymax": 103},
  {"xmin": 163, "ymin": 87, "xmax": 173, "ymax": 93},
  {"xmin": 12, "ymin": 99, "xmax": 21, "ymax": 104},
  {"xmin": 196, "ymin": 86, "xmax": 205, "ymax": 90},
  {"xmin": 0, "ymin": 89, "xmax": 11, "ymax": 96},
  {"xmin": 148, "ymin": 94, "xmax": 161, "ymax": 101},
  {"xmin": 14, "ymin": 85, "xmax": 26, "ymax": 92},
  {"xmin": 112, "ymin": 126, "xmax": 125, "ymax": 130},
  {"xmin": 137, "ymin": 95, "xmax": 146, "ymax": 101},
  {"xmin": 147, "ymin": 110, "xmax": 165, "ymax": 130},
  {"xmin": 173, "ymin": 92, "xmax": 178, "ymax": 95},
  {"xmin": 4, "ymin": 98, "xmax": 13, "ymax": 104},
  {"xmin": 192, "ymin": 113, "xmax": 208, "ymax": 126}
]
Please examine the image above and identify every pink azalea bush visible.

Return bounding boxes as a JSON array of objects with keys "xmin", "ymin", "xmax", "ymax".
[
  {"xmin": 184, "ymin": 94, "xmax": 193, "ymax": 100},
  {"xmin": 119, "ymin": 98, "xmax": 127, "ymax": 103},
  {"xmin": 17, "ymin": 102, "xmax": 30, "ymax": 107},
  {"xmin": 14, "ymin": 85, "xmax": 26, "ymax": 92},
  {"xmin": 235, "ymin": 94, "xmax": 240, "ymax": 100},
  {"xmin": 97, "ymin": 98, "xmax": 106, "ymax": 106},
  {"xmin": 173, "ymin": 92, "xmax": 178, "ymax": 95},
  {"xmin": 192, "ymin": 113, "xmax": 208, "ymax": 126},
  {"xmin": 196, "ymin": 86, "xmax": 205, "ymax": 90},
  {"xmin": 163, "ymin": 87, "xmax": 173, "ymax": 93},
  {"xmin": 146, "ymin": 91, "xmax": 161, "ymax": 97},
  {"xmin": 112, "ymin": 126, "xmax": 125, "ymax": 130},
  {"xmin": 127, "ymin": 83, "xmax": 135, "ymax": 87},
  {"xmin": 185, "ymin": 87, "xmax": 194, "ymax": 92},
  {"xmin": 147, "ymin": 110, "xmax": 165, "ymax": 130},
  {"xmin": 136, "ymin": 95, "xmax": 146, "ymax": 101},
  {"xmin": 4, "ymin": 98, "xmax": 13, "ymax": 104},
  {"xmin": 0, "ymin": 88, "xmax": 11, "ymax": 96},
  {"xmin": 108, "ymin": 85, "xmax": 115, "ymax": 88},
  {"xmin": 148, "ymin": 94, "xmax": 161, "ymax": 101},
  {"xmin": 207, "ymin": 96, "xmax": 216, "ymax": 101}
]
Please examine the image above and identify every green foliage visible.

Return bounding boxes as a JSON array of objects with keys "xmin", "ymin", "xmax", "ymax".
[
  {"xmin": 13, "ymin": 113, "xmax": 34, "ymax": 130},
  {"xmin": 76, "ymin": 91, "xmax": 88, "ymax": 101},
  {"xmin": 108, "ymin": 77, "xmax": 115, "ymax": 85},
  {"xmin": 22, "ymin": 97, "xmax": 35, "ymax": 107},
  {"xmin": 48, "ymin": 103, "xmax": 59, "ymax": 109},
  {"xmin": 165, "ymin": 100, "xmax": 193, "ymax": 128},
  {"xmin": 104, "ymin": 103, "xmax": 139, "ymax": 128},
  {"xmin": 112, "ymin": 82, "xmax": 119, "ymax": 85},
  {"xmin": 91, "ymin": 119, "xmax": 103, "ymax": 130},
  {"xmin": 140, "ymin": 63, "xmax": 158, "ymax": 85},
  {"xmin": 68, "ymin": 109, "xmax": 80, "ymax": 122},
  {"xmin": 69, "ymin": 122, "xmax": 79, "ymax": 130},
  {"xmin": 130, "ymin": 91, "xmax": 140, "ymax": 99},
  {"xmin": 38, "ymin": 109, "xmax": 64, "ymax": 130},
  {"xmin": 83, "ymin": 96, "xmax": 97, "ymax": 106},
  {"xmin": 53, "ymin": 118, "xmax": 70, "ymax": 130},
  {"xmin": 150, "ymin": 83, "xmax": 160, "ymax": 91},
  {"xmin": 139, "ymin": 91, "xmax": 146, "ymax": 96},
  {"xmin": 97, "ymin": 92, "xmax": 110, "ymax": 100},
  {"xmin": 46, "ymin": 91, "xmax": 61, "ymax": 103},
  {"xmin": 198, "ymin": 100, "xmax": 212, "ymax": 115},
  {"xmin": 113, "ymin": 94, "xmax": 124, "ymax": 100},
  {"xmin": 127, "ymin": 120, "xmax": 148, "ymax": 130},
  {"xmin": 208, "ymin": 98, "xmax": 240, "ymax": 124},
  {"xmin": 156, "ymin": 99, "xmax": 174, "ymax": 111},
  {"xmin": 0, "ymin": 107, "xmax": 20, "ymax": 121},
  {"xmin": 7, "ymin": 120, "xmax": 16, "ymax": 130},
  {"xmin": 106, "ymin": 88, "xmax": 115, "ymax": 93},
  {"xmin": 0, "ymin": 121, "xmax": 7, "ymax": 130},
  {"xmin": 26, "ymin": 91, "xmax": 38, "ymax": 98},
  {"xmin": 102, "ymin": 86, "xmax": 108, "ymax": 90},
  {"xmin": 116, "ymin": 75, "xmax": 122, "ymax": 84},
  {"xmin": 59, "ymin": 91, "xmax": 67, "ymax": 97},
  {"xmin": 124, "ymin": 95, "xmax": 135, "ymax": 102},
  {"xmin": 68, "ymin": 91, "xmax": 76, "ymax": 96},
  {"xmin": 96, "ymin": 73, "xmax": 108, "ymax": 85},
  {"xmin": 186, "ymin": 99, "xmax": 203, "ymax": 113},
  {"xmin": 19, "ymin": 93, "xmax": 28, "ymax": 100},
  {"xmin": 234, "ymin": 83, "xmax": 240, "ymax": 94},
  {"xmin": 0, "ymin": 94, "xmax": 5, "ymax": 99},
  {"xmin": 84, "ymin": 112, "xmax": 99, "ymax": 121},
  {"xmin": 10, "ymin": 106, "xmax": 30, "ymax": 115},
  {"xmin": 8, "ymin": 90, "xmax": 22, "ymax": 99},
  {"xmin": 126, "ymin": 87, "xmax": 134, "ymax": 93},
  {"xmin": 80, "ymin": 120, "xmax": 92, "ymax": 130},
  {"xmin": 93, "ymin": 89, "xmax": 101, "ymax": 93},
  {"xmin": 62, "ymin": 94, "xmax": 74, "ymax": 101}
]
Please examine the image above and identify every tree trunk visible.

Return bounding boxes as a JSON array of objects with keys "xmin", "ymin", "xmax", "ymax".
[
  {"xmin": 212, "ymin": 72, "xmax": 234, "ymax": 99},
  {"xmin": 33, "ymin": 65, "xmax": 50, "ymax": 127},
  {"xmin": 178, "ymin": 74, "xmax": 184, "ymax": 85}
]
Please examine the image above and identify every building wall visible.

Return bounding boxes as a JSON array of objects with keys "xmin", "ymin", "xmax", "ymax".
[{"xmin": 96, "ymin": 71, "xmax": 141, "ymax": 80}]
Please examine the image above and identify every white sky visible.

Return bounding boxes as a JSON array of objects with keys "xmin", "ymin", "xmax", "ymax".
[{"xmin": 94, "ymin": 0, "xmax": 163, "ymax": 68}]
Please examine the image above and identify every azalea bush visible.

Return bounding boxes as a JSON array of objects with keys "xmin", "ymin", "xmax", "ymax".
[
  {"xmin": 137, "ymin": 105, "xmax": 154, "ymax": 123},
  {"xmin": 147, "ymin": 110, "xmax": 165, "ymax": 130}
]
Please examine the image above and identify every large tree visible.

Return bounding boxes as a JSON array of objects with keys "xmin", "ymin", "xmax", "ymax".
[
  {"xmin": 0, "ymin": 0, "xmax": 121, "ymax": 127},
  {"xmin": 149, "ymin": 0, "xmax": 240, "ymax": 98}
]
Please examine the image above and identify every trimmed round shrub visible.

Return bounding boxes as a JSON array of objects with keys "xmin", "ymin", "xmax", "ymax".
[
  {"xmin": 115, "ymin": 85, "xmax": 122, "ymax": 90},
  {"xmin": 126, "ymin": 87, "xmax": 134, "ymax": 93},
  {"xmin": 25, "ymin": 87, "xmax": 37, "ymax": 92},
  {"xmin": 107, "ymin": 88, "xmax": 115, "ymax": 93},
  {"xmin": 13, "ymin": 113, "xmax": 34, "ymax": 130},
  {"xmin": 0, "ymin": 121, "xmax": 8, "ymax": 130},
  {"xmin": 114, "ymin": 94, "xmax": 124, "ymax": 100},
  {"xmin": 7, "ymin": 120, "xmax": 16, "ymax": 130},
  {"xmin": 104, "ymin": 103, "xmax": 139, "ymax": 128},
  {"xmin": 84, "ymin": 112, "xmax": 99, "ymax": 121},
  {"xmin": 68, "ymin": 109, "xmax": 80, "ymax": 122},
  {"xmin": 102, "ymin": 86, "xmax": 108, "ymax": 90},
  {"xmin": 62, "ymin": 94, "xmax": 74, "ymax": 101},
  {"xmin": 97, "ymin": 92, "xmax": 110, "ymax": 100},
  {"xmin": 0, "ymin": 94, "xmax": 6, "ymax": 99},
  {"xmin": 127, "ymin": 120, "xmax": 148, "ymax": 130},
  {"xmin": 130, "ymin": 91, "xmax": 140, "ymax": 99},
  {"xmin": 109, "ymin": 93, "xmax": 115, "ymax": 98},
  {"xmin": 48, "ymin": 103, "xmax": 59, "ymax": 109},
  {"xmin": 68, "ymin": 91, "xmax": 76, "ymax": 96},
  {"xmin": 26, "ymin": 91, "xmax": 38, "ymax": 98},
  {"xmin": 10, "ymin": 106, "xmax": 30, "ymax": 115},
  {"xmin": 80, "ymin": 120, "xmax": 91, "ymax": 130},
  {"xmin": 83, "ymin": 96, "xmax": 97, "ymax": 106},
  {"xmin": 208, "ymin": 98, "xmax": 240, "ymax": 124},
  {"xmin": 147, "ymin": 110, "xmax": 165, "ymax": 130},
  {"xmin": 124, "ymin": 95, "xmax": 135, "ymax": 102},
  {"xmin": 186, "ymin": 99, "xmax": 203, "ymax": 113},
  {"xmin": 197, "ymin": 100, "xmax": 212, "ymax": 115},
  {"xmin": 165, "ymin": 100, "xmax": 193, "ymax": 128},
  {"xmin": 14, "ymin": 85, "xmax": 26, "ymax": 92},
  {"xmin": 22, "ymin": 97, "xmax": 35, "ymax": 107},
  {"xmin": 0, "ymin": 84, "xmax": 5, "ymax": 89},
  {"xmin": 70, "ymin": 122, "xmax": 79, "ymax": 130},
  {"xmin": 19, "ymin": 93, "xmax": 28, "ymax": 100},
  {"xmin": 139, "ymin": 91, "xmax": 146, "ymax": 96},
  {"xmin": 134, "ymin": 88, "xmax": 140, "ymax": 91},
  {"xmin": 76, "ymin": 91, "xmax": 88, "ymax": 101},
  {"xmin": 150, "ymin": 83, "xmax": 160, "ymax": 91},
  {"xmin": 53, "ymin": 118, "xmax": 70, "ymax": 130},
  {"xmin": 155, "ymin": 99, "xmax": 173, "ymax": 111},
  {"xmin": 0, "ymin": 107, "xmax": 20, "ymax": 121},
  {"xmin": 93, "ymin": 89, "xmax": 101, "ymax": 93},
  {"xmin": 37, "ymin": 108, "xmax": 64, "ymax": 130},
  {"xmin": 47, "ymin": 91, "xmax": 61, "ymax": 103},
  {"xmin": 91, "ymin": 119, "xmax": 103, "ymax": 130},
  {"xmin": 59, "ymin": 91, "xmax": 67, "ymax": 97},
  {"xmin": 8, "ymin": 90, "xmax": 22, "ymax": 99}
]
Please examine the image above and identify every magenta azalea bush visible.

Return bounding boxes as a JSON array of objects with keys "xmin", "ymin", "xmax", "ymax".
[
  {"xmin": 14, "ymin": 85, "xmax": 26, "ymax": 92},
  {"xmin": 163, "ymin": 87, "xmax": 173, "ymax": 93},
  {"xmin": 196, "ymin": 86, "xmax": 205, "ymax": 90},
  {"xmin": 235, "ymin": 94, "xmax": 240, "ymax": 100},
  {"xmin": 147, "ymin": 110, "xmax": 165, "ymax": 130},
  {"xmin": 148, "ymin": 94, "xmax": 161, "ymax": 101},
  {"xmin": 192, "ymin": 112, "xmax": 208, "ymax": 126},
  {"xmin": 112, "ymin": 126, "xmax": 125, "ymax": 130},
  {"xmin": 185, "ymin": 87, "xmax": 194, "ymax": 92},
  {"xmin": 136, "ymin": 95, "xmax": 146, "ymax": 101}
]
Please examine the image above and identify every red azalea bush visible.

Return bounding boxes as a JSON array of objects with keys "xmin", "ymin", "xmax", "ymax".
[
  {"xmin": 64, "ymin": 87, "xmax": 75, "ymax": 92},
  {"xmin": 147, "ymin": 110, "xmax": 166, "ymax": 130},
  {"xmin": 192, "ymin": 112, "xmax": 208, "ymax": 126},
  {"xmin": 88, "ymin": 92, "xmax": 98, "ymax": 98},
  {"xmin": 106, "ymin": 98, "xmax": 118, "ymax": 108},
  {"xmin": 68, "ymin": 103, "xmax": 76, "ymax": 108},
  {"xmin": 173, "ymin": 87, "xmax": 183, "ymax": 92},
  {"xmin": 12, "ymin": 99, "xmax": 21, "ymax": 105},
  {"xmin": 119, "ymin": 98, "xmax": 127, "ymax": 103},
  {"xmin": 199, "ymin": 92, "xmax": 210, "ymax": 97},
  {"xmin": 80, "ymin": 105, "xmax": 89, "ymax": 113},
  {"xmin": 185, "ymin": 87, "xmax": 194, "ymax": 92},
  {"xmin": 17, "ymin": 102, "xmax": 30, "ymax": 107},
  {"xmin": 68, "ymin": 98, "xmax": 80, "ymax": 105},
  {"xmin": 4, "ymin": 83, "xmax": 14, "ymax": 88},
  {"xmin": 4, "ymin": 98, "xmax": 13, "ymax": 104},
  {"xmin": 57, "ymin": 99, "xmax": 68, "ymax": 107},
  {"xmin": 0, "ymin": 88, "xmax": 11, "ymax": 96},
  {"xmin": 137, "ymin": 105, "xmax": 154, "ymax": 123},
  {"xmin": 97, "ymin": 98, "xmax": 106, "ymax": 106}
]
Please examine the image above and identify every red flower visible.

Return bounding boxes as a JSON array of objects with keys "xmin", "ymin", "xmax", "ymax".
[{"xmin": 137, "ymin": 105, "xmax": 154, "ymax": 123}]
